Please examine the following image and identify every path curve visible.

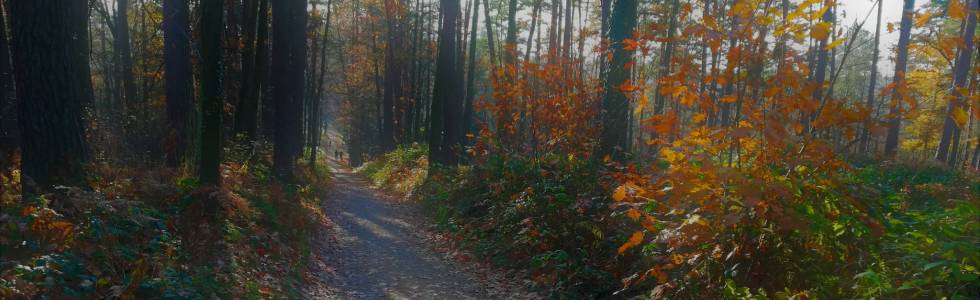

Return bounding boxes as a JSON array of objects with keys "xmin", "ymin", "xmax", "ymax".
[{"xmin": 304, "ymin": 158, "xmax": 536, "ymax": 299}]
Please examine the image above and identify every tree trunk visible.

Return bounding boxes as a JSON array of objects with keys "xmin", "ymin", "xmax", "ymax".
[
  {"xmin": 463, "ymin": 0, "xmax": 481, "ymax": 143},
  {"xmin": 805, "ymin": 0, "xmax": 834, "ymax": 133},
  {"xmin": 0, "ymin": 1, "xmax": 15, "ymax": 145},
  {"xmin": 382, "ymin": 0, "xmax": 405, "ymax": 151},
  {"xmin": 525, "ymin": 0, "xmax": 543, "ymax": 63},
  {"xmin": 483, "ymin": 0, "xmax": 498, "ymax": 67},
  {"xmin": 234, "ymin": 0, "xmax": 261, "ymax": 140},
  {"xmin": 199, "ymin": 0, "xmax": 224, "ymax": 185},
  {"xmin": 596, "ymin": 0, "xmax": 637, "ymax": 161},
  {"xmin": 935, "ymin": 0, "xmax": 977, "ymax": 164},
  {"xmin": 883, "ymin": 0, "xmax": 915, "ymax": 157},
  {"xmin": 505, "ymin": 0, "xmax": 519, "ymax": 65},
  {"xmin": 859, "ymin": 0, "xmax": 882, "ymax": 153},
  {"xmin": 164, "ymin": 0, "xmax": 194, "ymax": 168},
  {"xmin": 10, "ymin": 0, "xmax": 93, "ymax": 196},
  {"xmin": 255, "ymin": 0, "xmax": 273, "ymax": 138},
  {"xmin": 428, "ymin": 0, "xmax": 462, "ymax": 166},
  {"xmin": 272, "ymin": 0, "xmax": 307, "ymax": 180}
]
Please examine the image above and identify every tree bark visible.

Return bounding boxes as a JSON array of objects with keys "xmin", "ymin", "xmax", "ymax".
[
  {"xmin": 935, "ymin": 0, "xmax": 977, "ymax": 164},
  {"xmin": 10, "ymin": 0, "xmax": 94, "ymax": 195},
  {"xmin": 463, "ymin": 0, "xmax": 481, "ymax": 143},
  {"xmin": 199, "ymin": 0, "xmax": 224, "ymax": 185},
  {"xmin": 883, "ymin": 0, "xmax": 915, "ymax": 157},
  {"xmin": 859, "ymin": 0, "xmax": 882, "ymax": 153},
  {"xmin": 596, "ymin": 0, "xmax": 637, "ymax": 161},
  {"xmin": 428, "ymin": 0, "xmax": 462, "ymax": 166},
  {"xmin": 234, "ymin": 0, "xmax": 262, "ymax": 140},
  {"xmin": 272, "ymin": 0, "xmax": 308, "ymax": 180},
  {"xmin": 164, "ymin": 0, "xmax": 194, "ymax": 168}
]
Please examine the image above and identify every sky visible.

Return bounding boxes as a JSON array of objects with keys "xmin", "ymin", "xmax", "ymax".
[{"xmin": 837, "ymin": 0, "xmax": 933, "ymax": 70}]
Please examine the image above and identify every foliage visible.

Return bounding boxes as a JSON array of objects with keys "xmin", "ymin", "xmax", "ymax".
[{"xmin": 0, "ymin": 144, "xmax": 327, "ymax": 298}]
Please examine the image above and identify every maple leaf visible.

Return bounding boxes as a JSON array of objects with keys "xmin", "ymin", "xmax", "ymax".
[
  {"xmin": 617, "ymin": 231, "xmax": 645, "ymax": 254},
  {"xmin": 613, "ymin": 185, "xmax": 628, "ymax": 201},
  {"xmin": 948, "ymin": 0, "xmax": 966, "ymax": 20},
  {"xmin": 952, "ymin": 107, "xmax": 969, "ymax": 129},
  {"xmin": 825, "ymin": 38, "xmax": 844, "ymax": 50},
  {"xmin": 811, "ymin": 22, "xmax": 831, "ymax": 40}
]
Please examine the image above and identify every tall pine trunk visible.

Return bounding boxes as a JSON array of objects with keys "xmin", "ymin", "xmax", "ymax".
[
  {"xmin": 10, "ymin": 0, "xmax": 94, "ymax": 195},
  {"xmin": 199, "ymin": 0, "xmax": 224, "ymax": 185},
  {"xmin": 234, "ymin": 0, "xmax": 262, "ymax": 140},
  {"xmin": 428, "ymin": 0, "xmax": 462, "ymax": 166},
  {"xmin": 935, "ymin": 0, "xmax": 977, "ymax": 165},
  {"xmin": 883, "ymin": 0, "xmax": 915, "ymax": 157},
  {"xmin": 859, "ymin": 0, "xmax": 882, "ymax": 153},
  {"xmin": 164, "ymin": 0, "xmax": 194, "ymax": 168},
  {"xmin": 596, "ymin": 0, "xmax": 637, "ymax": 161},
  {"xmin": 271, "ymin": 0, "xmax": 307, "ymax": 180}
]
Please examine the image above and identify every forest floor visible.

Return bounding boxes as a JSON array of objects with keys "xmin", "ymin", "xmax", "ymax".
[{"xmin": 302, "ymin": 145, "xmax": 538, "ymax": 299}]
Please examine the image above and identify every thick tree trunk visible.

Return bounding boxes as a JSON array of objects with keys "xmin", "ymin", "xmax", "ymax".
[
  {"xmin": 164, "ymin": 0, "xmax": 194, "ymax": 168},
  {"xmin": 382, "ymin": 0, "xmax": 404, "ymax": 151},
  {"xmin": 883, "ymin": 0, "xmax": 915, "ymax": 157},
  {"xmin": 199, "ymin": 0, "xmax": 224, "ymax": 185},
  {"xmin": 272, "ymin": 0, "xmax": 307, "ymax": 180},
  {"xmin": 234, "ymin": 0, "xmax": 262, "ymax": 140},
  {"xmin": 10, "ymin": 0, "xmax": 94, "ymax": 195},
  {"xmin": 428, "ymin": 0, "xmax": 462, "ymax": 166},
  {"xmin": 596, "ymin": 0, "xmax": 637, "ymax": 161},
  {"xmin": 935, "ymin": 0, "xmax": 977, "ymax": 165}
]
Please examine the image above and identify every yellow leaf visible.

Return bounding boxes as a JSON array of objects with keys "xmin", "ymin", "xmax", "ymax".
[
  {"xmin": 915, "ymin": 12, "xmax": 931, "ymax": 27},
  {"xmin": 811, "ymin": 22, "xmax": 831, "ymax": 40},
  {"xmin": 692, "ymin": 113, "xmax": 707, "ymax": 124},
  {"xmin": 949, "ymin": 0, "xmax": 966, "ymax": 20},
  {"xmin": 720, "ymin": 95, "xmax": 737, "ymax": 103},
  {"xmin": 953, "ymin": 107, "xmax": 969, "ymax": 128},
  {"xmin": 825, "ymin": 38, "xmax": 844, "ymax": 50},
  {"xmin": 612, "ymin": 185, "xmax": 627, "ymax": 201},
  {"xmin": 887, "ymin": 22, "xmax": 895, "ymax": 33},
  {"xmin": 634, "ymin": 93, "xmax": 649, "ymax": 115},
  {"xmin": 617, "ymin": 231, "xmax": 645, "ymax": 254}
]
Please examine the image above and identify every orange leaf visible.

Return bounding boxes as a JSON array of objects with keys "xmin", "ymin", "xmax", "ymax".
[
  {"xmin": 811, "ymin": 22, "xmax": 831, "ymax": 40},
  {"xmin": 618, "ymin": 231, "xmax": 645, "ymax": 254},
  {"xmin": 612, "ymin": 185, "xmax": 627, "ymax": 201},
  {"xmin": 949, "ymin": 0, "xmax": 966, "ymax": 20}
]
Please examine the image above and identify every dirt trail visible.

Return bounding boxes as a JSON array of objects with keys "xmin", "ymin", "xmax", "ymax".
[{"xmin": 303, "ymin": 154, "xmax": 536, "ymax": 299}]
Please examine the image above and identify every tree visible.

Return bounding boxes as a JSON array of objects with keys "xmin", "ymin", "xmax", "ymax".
[
  {"xmin": 0, "ymin": 1, "xmax": 15, "ymax": 145},
  {"xmin": 935, "ymin": 0, "xmax": 977, "ymax": 165},
  {"xmin": 859, "ymin": 0, "xmax": 883, "ymax": 153},
  {"xmin": 596, "ymin": 0, "xmax": 637, "ymax": 161},
  {"xmin": 116, "ymin": 0, "xmax": 137, "ymax": 120},
  {"xmin": 272, "ymin": 0, "xmax": 307, "ymax": 180},
  {"xmin": 382, "ymin": 0, "xmax": 405, "ymax": 151},
  {"xmin": 164, "ymin": 0, "xmax": 194, "ymax": 168},
  {"xmin": 234, "ymin": 0, "xmax": 264, "ymax": 140},
  {"xmin": 199, "ymin": 0, "xmax": 224, "ymax": 185},
  {"xmin": 883, "ymin": 0, "xmax": 915, "ymax": 157},
  {"xmin": 428, "ymin": 0, "xmax": 462, "ymax": 166},
  {"xmin": 9, "ymin": 0, "xmax": 94, "ymax": 195},
  {"xmin": 463, "ymin": 0, "xmax": 481, "ymax": 142}
]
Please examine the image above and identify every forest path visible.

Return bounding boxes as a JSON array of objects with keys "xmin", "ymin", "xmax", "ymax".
[{"xmin": 303, "ymin": 147, "xmax": 536, "ymax": 299}]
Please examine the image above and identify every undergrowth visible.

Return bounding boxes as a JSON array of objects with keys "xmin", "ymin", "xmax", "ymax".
[
  {"xmin": 0, "ymin": 142, "xmax": 329, "ymax": 298},
  {"xmin": 359, "ymin": 145, "xmax": 979, "ymax": 299}
]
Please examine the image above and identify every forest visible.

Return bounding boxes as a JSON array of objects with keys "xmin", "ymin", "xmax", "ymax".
[{"xmin": 0, "ymin": 0, "xmax": 978, "ymax": 298}]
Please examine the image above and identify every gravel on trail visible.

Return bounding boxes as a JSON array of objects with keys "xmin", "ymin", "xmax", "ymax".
[{"xmin": 303, "ymin": 158, "xmax": 539, "ymax": 300}]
